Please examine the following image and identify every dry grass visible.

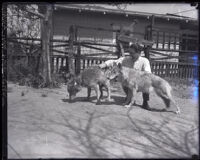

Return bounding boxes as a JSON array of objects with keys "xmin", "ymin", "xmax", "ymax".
[{"xmin": 164, "ymin": 77, "xmax": 198, "ymax": 99}]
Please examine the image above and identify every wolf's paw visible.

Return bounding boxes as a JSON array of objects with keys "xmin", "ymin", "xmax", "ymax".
[
  {"xmin": 122, "ymin": 102, "xmax": 130, "ymax": 106},
  {"xmin": 99, "ymin": 95, "xmax": 103, "ymax": 99},
  {"xmin": 105, "ymin": 98, "xmax": 111, "ymax": 102},
  {"xmin": 96, "ymin": 101, "xmax": 101, "ymax": 105},
  {"xmin": 124, "ymin": 105, "xmax": 131, "ymax": 108}
]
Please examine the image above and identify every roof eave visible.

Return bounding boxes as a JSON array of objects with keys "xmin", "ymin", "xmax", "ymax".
[{"xmin": 54, "ymin": 4, "xmax": 198, "ymax": 23}]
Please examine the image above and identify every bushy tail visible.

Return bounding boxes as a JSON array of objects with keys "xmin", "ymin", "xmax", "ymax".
[
  {"xmin": 152, "ymin": 78, "xmax": 172, "ymax": 108},
  {"xmin": 153, "ymin": 77, "xmax": 180, "ymax": 114}
]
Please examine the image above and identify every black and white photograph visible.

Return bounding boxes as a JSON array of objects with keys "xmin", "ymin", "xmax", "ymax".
[{"xmin": 2, "ymin": 2, "xmax": 199, "ymax": 159}]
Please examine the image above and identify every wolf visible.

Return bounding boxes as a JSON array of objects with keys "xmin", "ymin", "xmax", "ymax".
[
  {"xmin": 66, "ymin": 65, "xmax": 118, "ymax": 105},
  {"xmin": 113, "ymin": 63, "xmax": 180, "ymax": 114}
]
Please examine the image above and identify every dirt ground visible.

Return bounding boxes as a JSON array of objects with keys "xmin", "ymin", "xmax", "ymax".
[{"xmin": 7, "ymin": 81, "xmax": 199, "ymax": 159}]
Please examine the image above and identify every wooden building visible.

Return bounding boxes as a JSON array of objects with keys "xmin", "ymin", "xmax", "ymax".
[
  {"xmin": 54, "ymin": 5, "xmax": 197, "ymax": 51},
  {"xmin": 53, "ymin": 4, "xmax": 197, "ymax": 38},
  {"xmin": 50, "ymin": 4, "xmax": 198, "ymax": 79}
]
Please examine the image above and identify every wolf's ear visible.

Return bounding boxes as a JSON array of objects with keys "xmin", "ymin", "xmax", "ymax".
[
  {"xmin": 118, "ymin": 63, "xmax": 122, "ymax": 69},
  {"xmin": 65, "ymin": 73, "xmax": 75, "ymax": 83}
]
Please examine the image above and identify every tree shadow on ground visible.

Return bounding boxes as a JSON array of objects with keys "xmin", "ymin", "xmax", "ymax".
[
  {"xmin": 123, "ymin": 109, "xmax": 199, "ymax": 158},
  {"xmin": 29, "ymin": 108, "xmax": 199, "ymax": 158},
  {"xmin": 9, "ymin": 106, "xmax": 198, "ymax": 159},
  {"xmin": 8, "ymin": 84, "xmax": 198, "ymax": 159},
  {"xmin": 8, "ymin": 82, "xmax": 199, "ymax": 158},
  {"xmin": 39, "ymin": 110, "xmax": 118, "ymax": 158}
]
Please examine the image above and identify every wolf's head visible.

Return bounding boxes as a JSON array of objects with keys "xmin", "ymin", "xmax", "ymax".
[
  {"xmin": 111, "ymin": 62, "xmax": 123, "ymax": 81},
  {"xmin": 102, "ymin": 63, "xmax": 120, "ymax": 80},
  {"xmin": 66, "ymin": 73, "xmax": 82, "ymax": 101},
  {"xmin": 112, "ymin": 62, "xmax": 130, "ymax": 82}
]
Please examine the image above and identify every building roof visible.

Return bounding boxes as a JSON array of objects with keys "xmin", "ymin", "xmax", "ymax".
[{"xmin": 54, "ymin": 4, "xmax": 198, "ymax": 23}]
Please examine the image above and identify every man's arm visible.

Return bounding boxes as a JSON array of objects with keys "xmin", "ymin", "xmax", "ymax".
[
  {"xmin": 143, "ymin": 58, "xmax": 151, "ymax": 73},
  {"xmin": 99, "ymin": 57, "xmax": 124, "ymax": 68}
]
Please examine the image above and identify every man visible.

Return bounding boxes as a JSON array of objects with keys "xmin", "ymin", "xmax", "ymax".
[{"xmin": 99, "ymin": 43, "xmax": 151, "ymax": 109}]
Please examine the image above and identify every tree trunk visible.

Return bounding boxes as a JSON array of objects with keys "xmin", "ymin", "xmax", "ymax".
[{"xmin": 39, "ymin": 4, "xmax": 53, "ymax": 86}]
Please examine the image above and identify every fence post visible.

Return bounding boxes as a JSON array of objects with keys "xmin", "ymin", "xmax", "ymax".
[
  {"xmin": 68, "ymin": 25, "xmax": 76, "ymax": 74},
  {"xmin": 76, "ymin": 44, "xmax": 81, "ymax": 74},
  {"xmin": 144, "ymin": 15, "xmax": 154, "ymax": 60},
  {"xmin": 116, "ymin": 30, "xmax": 125, "ymax": 57},
  {"xmin": 65, "ymin": 57, "xmax": 69, "ymax": 73},
  {"xmin": 144, "ymin": 25, "xmax": 152, "ymax": 60},
  {"xmin": 150, "ymin": 15, "xmax": 155, "ymax": 40}
]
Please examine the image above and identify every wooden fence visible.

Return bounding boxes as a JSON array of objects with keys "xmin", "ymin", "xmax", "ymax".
[
  {"xmin": 7, "ymin": 24, "xmax": 199, "ymax": 80},
  {"xmin": 50, "ymin": 55, "xmax": 198, "ymax": 79},
  {"xmin": 151, "ymin": 26, "xmax": 198, "ymax": 52},
  {"xmin": 150, "ymin": 61, "xmax": 198, "ymax": 79},
  {"xmin": 145, "ymin": 25, "xmax": 198, "ymax": 62},
  {"xmin": 9, "ymin": 54, "xmax": 198, "ymax": 79}
]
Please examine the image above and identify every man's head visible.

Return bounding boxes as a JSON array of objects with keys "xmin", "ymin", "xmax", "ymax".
[{"xmin": 128, "ymin": 43, "xmax": 143, "ymax": 61}]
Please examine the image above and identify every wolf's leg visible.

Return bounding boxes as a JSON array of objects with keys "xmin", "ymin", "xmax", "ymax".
[
  {"xmin": 122, "ymin": 85, "xmax": 128, "ymax": 96},
  {"xmin": 104, "ymin": 80, "xmax": 111, "ymax": 102},
  {"xmin": 170, "ymin": 98, "xmax": 181, "ymax": 114},
  {"xmin": 122, "ymin": 85, "xmax": 132, "ymax": 105},
  {"xmin": 83, "ymin": 87, "xmax": 91, "ymax": 101},
  {"xmin": 156, "ymin": 88, "xmax": 180, "ymax": 114},
  {"xmin": 161, "ymin": 83, "xmax": 180, "ymax": 114},
  {"xmin": 161, "ymin": 96, "xmax": 180, "ymax": 114},
  {"xmin": 154, "ymin": 85, "xmax": 170, "ymax": 106},
  {"xmin": 93, "ymin": 84, "xmax": 101, "ymax": 105},
  {"xmin": 122, "ymin": 88, "xmax": 132, "ymax": 105},
  {"xmin": 160, "ymin": 96, "xmax": 171, "ymax": 108},
  {"xmin": 99, "ymin": 84, "xmax": 103, "ymax": 99},
  {"xmin": 142, "ymin": 92, "xmax": 150, "ymax": 109},
  {"xmin": 124, "ymin": 89, "xmax": 136, "ymax": 108},
  {"xmin": 87, "ymin": 87, "xmax": 91, "ymax": 99}
]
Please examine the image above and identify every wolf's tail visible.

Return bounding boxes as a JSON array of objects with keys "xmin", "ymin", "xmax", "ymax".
[
  {"xmin": 153, "ymin": 77, "xmax": 180, "ymax": 114},
  {"xmin": 152, "ymin": 78, "xmax": 172, "ymax": 107}
]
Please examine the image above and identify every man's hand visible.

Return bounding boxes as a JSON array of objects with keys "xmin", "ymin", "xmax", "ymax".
[{"xmin": 99, "ymin": 63, "xmax": 107, "ymax": 69}]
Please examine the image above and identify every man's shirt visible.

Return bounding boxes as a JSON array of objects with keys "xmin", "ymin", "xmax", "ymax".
[{"xmin": 104, "ymin": 56, "xmax": 151, "ymax": 73}]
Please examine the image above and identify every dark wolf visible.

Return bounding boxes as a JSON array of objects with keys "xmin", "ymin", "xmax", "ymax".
[
  {"xmin": 114, "ymin": 63, "xmax": 180, "ymax": 114},
  {"xmin": 66, "ymin": 65, "xmax": 118, "ymax": 105}
]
